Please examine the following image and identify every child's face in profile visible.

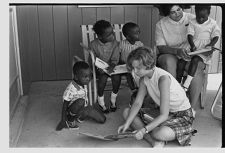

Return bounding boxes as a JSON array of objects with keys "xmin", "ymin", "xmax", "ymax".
[
  {"xmin": 75, "ymin": 68, "xmax": 92, "ymax": 86},
  {"xmin": 127, "ymin": 26, "xmax": 140, "ymax": 43},
  {"xmin": 99, "ymin": 26, "xmax": 115, "ymax": 43},
  {"xmin": 196, "ymin": 9, "xmax": 209, "ymax": 24}
]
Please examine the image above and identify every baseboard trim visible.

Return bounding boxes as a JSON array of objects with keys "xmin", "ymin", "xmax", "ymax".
[{"xmin": 9, "ymin": 95, "xmax": 29, "ymax": 147}]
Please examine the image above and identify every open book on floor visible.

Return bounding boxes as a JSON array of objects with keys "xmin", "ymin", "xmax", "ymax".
[{"xmin": 95, "ymin": 57, "xmax": 128, "ymax": 75}]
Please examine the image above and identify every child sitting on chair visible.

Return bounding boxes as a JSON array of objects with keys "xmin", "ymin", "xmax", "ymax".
[
  {"xmin": 176, "ymin": 5, "xmax": 220, "ymax": 91},
  {"xmin": 56, "ymin": 61, "xmax": 106, "ymax": 131},
  {"xmin": 90, "ymin": 20, "xmax": 121, "ymax": 113},
  {"xmin": 119, "ymin": 22, "xmax": 144, "ymax": 103},
  {"xmin": 118, "ymin": 47, "xmax": 196, "ymax": 147}
]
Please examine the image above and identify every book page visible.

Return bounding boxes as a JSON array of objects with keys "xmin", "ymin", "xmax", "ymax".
[
  {"xmin": 188, "ymin": 48, "xmax": 212, "ymax": 56},
  {"xmin": 95, "ymin": 57, "xmax": 128, "ymax": 75}
]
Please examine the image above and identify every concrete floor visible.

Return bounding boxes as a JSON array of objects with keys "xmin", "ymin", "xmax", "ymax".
[{"xmin": 15, "ymin": 74, "xmax": 222, "ymax": 148}]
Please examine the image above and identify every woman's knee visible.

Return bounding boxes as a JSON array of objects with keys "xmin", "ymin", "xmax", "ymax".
[
  {"xmin": 151, "ymin": 126, "xmax": 176, "ymax": 141},
  {"xmin": 122, "ymin": 108, "xmax": 130, "ymax": 120},
  {"xmin": 158, "ymin": 54, "xmax": 177, "ymax": 68}
]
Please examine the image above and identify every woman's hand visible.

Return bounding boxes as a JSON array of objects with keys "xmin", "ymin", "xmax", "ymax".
[
  {"xmin": 134, "ymin": 128, "xmax": 145, "ymax": 140},
  {"xmin": 118, "ymin": 124, "xmax": 129, "ymax": 134},
  {"xmin": 177, "ymin": 48, "xmax": 191, "ymax": 59}
]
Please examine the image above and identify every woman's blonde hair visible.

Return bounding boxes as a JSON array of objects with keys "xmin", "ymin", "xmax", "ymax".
[{"xmin": 126, "ymin": 46, "xmax": 156, "ymax": 71}]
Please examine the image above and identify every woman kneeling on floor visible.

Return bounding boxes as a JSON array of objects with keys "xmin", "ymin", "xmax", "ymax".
[{"xmin": 118, "ymin": 46, "xmax": 196, "ymax": 147}]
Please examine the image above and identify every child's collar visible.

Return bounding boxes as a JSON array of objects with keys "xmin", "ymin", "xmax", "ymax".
[{"xmin": 72, "ymin": 80, "xmax": 84, "ymax": 89}]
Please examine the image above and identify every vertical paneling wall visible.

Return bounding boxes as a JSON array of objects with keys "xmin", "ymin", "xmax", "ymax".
[
  {"xmin": 16, "ymin": 5, "xmax": 222, "ymax": 84},
  {"xmin": 16, "ymin": 5, "xmax": 160, "ymax": 82}
]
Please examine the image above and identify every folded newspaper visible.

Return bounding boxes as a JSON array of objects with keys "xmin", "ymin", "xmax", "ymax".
[
  {"xmin": 188, "ymin": 48, "xmax": 212, "ymax": 56},
  {"xmin": 95, "ymin": 57, "xmax": 128, "ymax": 75}
]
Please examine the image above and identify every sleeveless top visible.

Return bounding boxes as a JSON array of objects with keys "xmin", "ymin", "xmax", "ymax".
[{"xmin": 143, "ymin": 67, "xmax": 191, "ymax": 112}]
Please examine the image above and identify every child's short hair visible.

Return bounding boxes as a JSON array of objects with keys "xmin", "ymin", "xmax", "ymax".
[
  {"xmin": 93, "ymin": 20, "xmax": 112, "ymax": 36},
  {"xmin": 73, "ymin": 61, "xmax": 90, "ymax": 76},
  {"xmin": 126, "ymin": 46, "xmax": 156, "ymax": 71},
  {"xmin": 122, "ymin": 22, "xmax": 139, "ymax": 37},
  {"xmin": 195, "ymin": 5, "xmax": 211, "ymax": 15}
]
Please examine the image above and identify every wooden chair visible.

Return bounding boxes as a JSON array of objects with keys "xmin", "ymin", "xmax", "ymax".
[{"xmin": 79, "ymin": 24, "xmax": 125, "ymax": 106}]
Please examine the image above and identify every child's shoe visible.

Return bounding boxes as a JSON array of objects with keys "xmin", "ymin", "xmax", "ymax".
[
  {"xmin": 66, "ymin": 120, "xmax": 79, "ymax": 130},
  {"xmin": 76, "ymin": 115, "xmax": 85, "ymax": 123},
  {"xmin": 97, "ymin": 102, "xmax": 109, "ymax": 113},
  {"xmin": 109, "ymin": 102, "xmax": 117, "ymax": 112}
]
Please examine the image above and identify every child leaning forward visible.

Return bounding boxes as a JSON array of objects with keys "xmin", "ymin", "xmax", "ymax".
[{"xmin": 56, "ymin": 61, "xmax": 106, "ymax": 131}]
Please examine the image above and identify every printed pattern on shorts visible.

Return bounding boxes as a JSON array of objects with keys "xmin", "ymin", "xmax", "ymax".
[
  {"xmin": 162, "ymin": 108, "xmax": 196, "ymax": 146},
  {"xmin": 139, "ymin": 108, "xmax": 196, "ymax": 146}
]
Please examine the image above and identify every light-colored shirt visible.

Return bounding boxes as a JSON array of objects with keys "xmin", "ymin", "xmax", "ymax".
[
  {"xmin": 63, "ymin": 81, "xmax": 88, "ymax": 107},
  {"xmin": 90, "ymin": 39, "xmax": 120, "ymax": 65},
  {"xmin": 155, "ymin": 12, "xmax": 195, "ymax": 48},
  {"xmin": 143, "ymin": 67, "xmax": 191, "ymax": 112},
  {"xmin": 187, "ymin": 17, "xmax": 221, "ymax": 49},
  {"xmin": 119, "ymin": 39, "xmax": 144, "ymax": 63}
]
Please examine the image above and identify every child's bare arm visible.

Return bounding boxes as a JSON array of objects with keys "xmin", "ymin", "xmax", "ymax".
[
  {"xmin": 205, "ymin": 36, "xmax": 219, "ymax": 48},
  {"xmin": 187, "ymin": 34, "xmax": 196, "ymax": 52},
  {"xmin": 56, "ymin": 100, "xmax": 70, "ymax": 131}
]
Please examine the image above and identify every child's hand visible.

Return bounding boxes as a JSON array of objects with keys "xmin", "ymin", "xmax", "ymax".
[
  {"xmin": 107, "ymin": 66, "xmax": 115, "ymax": 74},
  {"xmin": 56, "ymin": 120, "xmax": 67, "ymax": 131},
  {"xmin": 205, "ymin": 43, "xmax": 213, "ymax": 48},
  {"xmin": 190, "ymin": 46, "xmax": 197, "ymax": 52},
  {"xmin": 98, "ymin": 68, "xmax": 105, "ymax": 74}
]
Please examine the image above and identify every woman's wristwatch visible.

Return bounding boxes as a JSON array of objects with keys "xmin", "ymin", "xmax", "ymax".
[{"xmin": 144, "ymin": 126, "xmax": 149, "ymax": 134}]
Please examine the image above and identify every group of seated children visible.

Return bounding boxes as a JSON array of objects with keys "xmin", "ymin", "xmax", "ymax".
[
  {"xmin": 56, "ymin": 5, "xmax": 220, "ymax": 147},
  {"xmin": 56, "ymin": 20, "xmax": 142, "ymax": 130}
]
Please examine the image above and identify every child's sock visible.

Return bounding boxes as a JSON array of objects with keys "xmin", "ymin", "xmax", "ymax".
[
  {"xmin": 111, "ymin": 92, "xmax": 118, "ymax": 107},
  {"xmin": 183, "ymin": 75, "xmax": 193, "ymax": 89},
  {"xmin": 98, "ymin": 96, "xmax": 106, "ymax": 108}
]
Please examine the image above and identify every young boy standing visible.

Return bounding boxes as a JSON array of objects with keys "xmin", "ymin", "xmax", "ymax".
[{"xmin": 56, "ymin": 61, "xmax": 106, "ymax": 131}]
